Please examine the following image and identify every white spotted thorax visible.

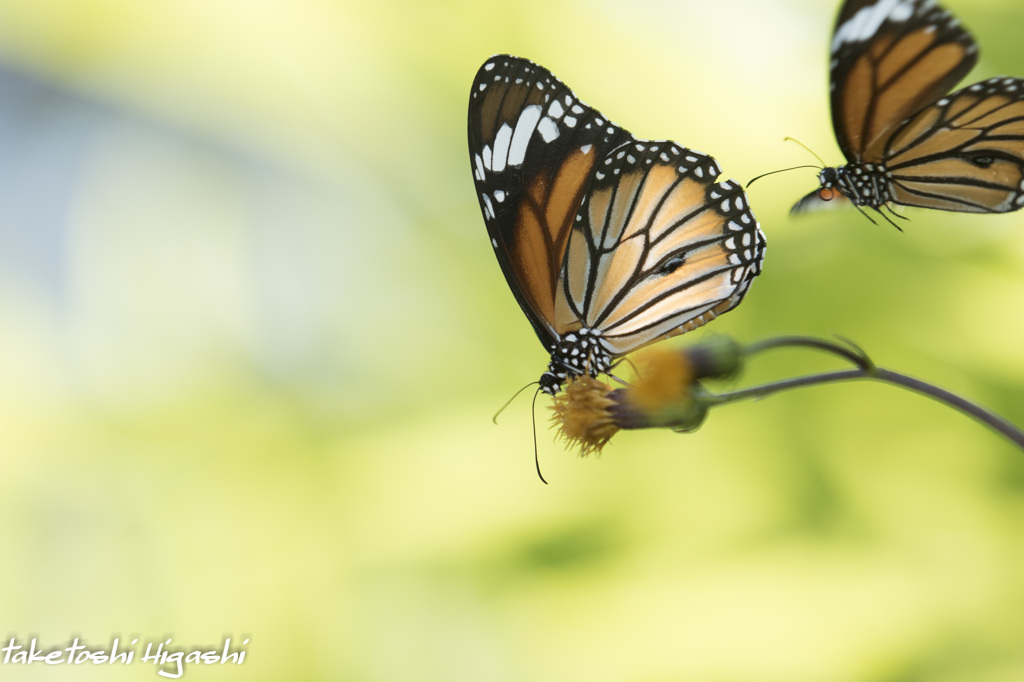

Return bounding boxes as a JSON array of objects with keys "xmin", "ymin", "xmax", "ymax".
[
  {"xmin": 539, "ymin": 328, "xmax": 613, "ymax": 395},
  {"xmin": 819, "ymin": 164, "xmax": 894, "ymax": 208}
]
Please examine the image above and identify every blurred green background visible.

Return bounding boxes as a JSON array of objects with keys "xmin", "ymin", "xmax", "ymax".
[{"xmin": 0, "ymin": 0, "xmax": 1022, "ymax": 680}]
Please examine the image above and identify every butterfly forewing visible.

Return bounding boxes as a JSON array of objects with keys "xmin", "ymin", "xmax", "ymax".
[
  {"xmin": 468, "ymin": 55, "xmax": 632, "ymax": 348},
  {"xmin": 557, "ymin": 144, "xmax": 765, "ymax": 356},
  {"xmin": 830, "ymin": 0, "xmax": 978, "ymax": 162}
]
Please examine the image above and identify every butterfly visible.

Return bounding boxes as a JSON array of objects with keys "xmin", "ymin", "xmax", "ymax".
[
  {"xmin": 468, "ymin": 55, "xmax": 765, "ymax": 395},
  {"xmin": 792, "ymin": 0, "xmax": 1024, "ymax": 220}
]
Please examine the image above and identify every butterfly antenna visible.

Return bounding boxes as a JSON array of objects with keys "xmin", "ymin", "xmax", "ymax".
[
  {"xmin": 531, "ymin": 387, "xmax": 549, "ymax": 485},
  {"xmin": 747, "ymin": 164, "xmax": 823, "ymax": 187},
  {"xmin": 493, "ymin": 381, "xmax": 539, "ymax": 424},
  {"xmin": 783, "ymin": 137, "xmax": 828, "ymax": 168}
]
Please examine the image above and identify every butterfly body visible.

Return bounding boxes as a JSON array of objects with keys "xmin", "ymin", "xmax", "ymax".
[
  {"xmin": 814, "ymin": 163, "xmax": 894, "ymax": 209},
  {"xmin": 539, "ymin": 327, "xmax": 612, "ymax": 394},
  {"xmin": 793, "ymin": 0, "xmax": 1024, "ymax": 217},
  {"xmin": 469, "ymin": 55, "xmax": 765, "ymax": 394}
]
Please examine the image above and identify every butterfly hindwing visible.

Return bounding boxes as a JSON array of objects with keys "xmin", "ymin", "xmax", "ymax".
[
  {"xmin": 830, "ymin": 0, "xmax": 978, "ymax": 162},
  {"xmin": 557, "ymin": 143, "xmax": 765, "ymax": 356},
  {"xmin": 468, "ymin": 55, "xmax": 632, "ymax": 348},
  {"xmin": 886, "ymin": 77, "xmax": 1024, "ymax": 212}
]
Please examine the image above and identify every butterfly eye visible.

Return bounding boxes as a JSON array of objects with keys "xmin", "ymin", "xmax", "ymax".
[
  {"xmin": 967, "ymin": 154, "xmax": 995, "ymax": 168},
  {"xmin": 818, "ymin": 187, "xmax": 836, "ymax": 202},
  {"xmin": 658, "ymin": 254, "xmax": 687, "ymax": 275}
]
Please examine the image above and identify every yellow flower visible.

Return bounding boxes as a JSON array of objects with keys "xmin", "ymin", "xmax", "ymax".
[
  {"xmin": 629, "ymin": 347, "xmax": 696, "ymax": 413},
  {"xmin": 551, "ymin": 376, "xmax": 619, "ymax": 457}
]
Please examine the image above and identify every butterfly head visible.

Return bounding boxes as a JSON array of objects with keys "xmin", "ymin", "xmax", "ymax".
[
  {"xmin": 790, "ymin": 166, "xmax": 849, "ymax": 214},
  {"xmin": 817, "ymin": 167, "xmax": 840, "ymax": 200},
  {"xmin": 538, "ymin": 371, "xmax": 564, "ymax": 396}
]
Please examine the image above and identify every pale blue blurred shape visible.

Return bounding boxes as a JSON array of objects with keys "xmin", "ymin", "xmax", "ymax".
[
  {"xmin": 0, "ymin": 67, "xmax": 97, "ymax": 308},
  {"xmin": 0, "ymin": 63, "xmax": 427, "ymax": 414}
]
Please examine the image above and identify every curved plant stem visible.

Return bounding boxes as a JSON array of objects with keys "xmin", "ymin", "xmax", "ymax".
[
  {"xmin": 702, "ymin": 367, "xmax": 1024, "ymax": 451},
  {"xmin": 744, "ymin": 335, "xmax": 873, "ymax": 370}
]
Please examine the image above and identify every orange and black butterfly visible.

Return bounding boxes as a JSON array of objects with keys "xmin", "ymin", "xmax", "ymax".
[
  {"xmin": 792, "ymin": 0, "xmax": 1024, "ymax": 220},
  {"xmin": 468, "ymin": 55, "xmax": 765, "ymax": 394}
]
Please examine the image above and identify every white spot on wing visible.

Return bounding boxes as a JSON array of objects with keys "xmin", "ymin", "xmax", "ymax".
[
  {"xmin": 537, "ymin": 117, "xmax": 560, "ymax": 142},
  {"xmin": 832, "ymin": 0, "xmax": 915, "ymax": 53},
  {"xmin": 507, "ymin": 105, "xmax": 542, "ymax": 167},
  {"xmin": 548, "ymin": 100, "xmax": 564, "ymax": 118},
  {"xmin": 491, "ymin": 123, "xmax": 513, "ymax": 173}
]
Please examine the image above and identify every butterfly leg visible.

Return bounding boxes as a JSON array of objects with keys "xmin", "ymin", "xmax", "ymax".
[
  {"xmin": 871, "ymin": 206, "xmax": 903, "ymax": 232},
  {"xmin": 607, "ymin": 358, "xmax": 637, "ymax": 387},
  {"xmin": 851, "ymin": 202, "xmax": 878, "ymax": 226},
  {"xmin": 883, "ymin": 204, "xmax": 909, "ymax": 222}
]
